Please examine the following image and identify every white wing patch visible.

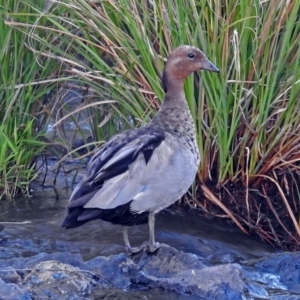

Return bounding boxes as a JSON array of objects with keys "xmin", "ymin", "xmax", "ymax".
[{"xmin": 83, "ymin": 140, "xmax": 173, "ymax": 212}]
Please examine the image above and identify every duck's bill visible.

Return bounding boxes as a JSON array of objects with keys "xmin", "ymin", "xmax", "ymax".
[{"xmin": 202, "ymin": 57, "xmax": 219, "ymax": 73}]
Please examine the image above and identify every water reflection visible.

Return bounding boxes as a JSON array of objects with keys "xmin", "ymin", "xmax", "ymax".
[
  {"xmin": 2, "ymin": 189, "xmax": 295, "ymax": 299},
  {"xmin": 0, "ymin": 189, "xmax": 279, "ymax": 263}
]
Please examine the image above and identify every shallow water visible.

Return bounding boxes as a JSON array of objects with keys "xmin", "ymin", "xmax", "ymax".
[
  {"xmin": 36, "ymin": 89, "xmax": 277, "ymax": 261},
  {"xmin": 37, "ymin": 94, "xmax": 277, "ymax": 261},
  {"xmin": 0, "ymin": 189, "xmax": 279, "ymax": 262},
  {"xmin": 92, "ymin": 288, "xmax": 203, "ymax": 300},
  {"xmin": 1, "ymin": 188, "xmax": 295, "ymax": 299}
]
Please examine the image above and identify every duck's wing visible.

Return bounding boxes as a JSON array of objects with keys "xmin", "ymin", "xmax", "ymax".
[{"xmin": 68, "ymin": 127, "xmax": 166, "ymax": 212}]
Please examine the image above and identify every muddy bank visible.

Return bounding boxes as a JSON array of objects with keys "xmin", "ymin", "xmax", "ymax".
[{"xmin": 196, "ymin": 180, "xmax": 300, "ymax": 252}]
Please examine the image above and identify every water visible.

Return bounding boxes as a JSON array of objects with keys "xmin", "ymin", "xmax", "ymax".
[
  {"xmin": 92, "ymin": 288, "xmax": 203, "ymax": 300},
  {"xmin": 0, "ymin": 94, "xmax": 294, "ymax": 298},
  {"xmin": 2, "ymin": 188, "xmax": 300, "ymax": 299},
  {"xmin": 0, "ymin": 188, "xmax": 278, "ymax": 262},
  {"xmin": 36, "ymin": 91, "xmax": 276, "ymax": 262}
]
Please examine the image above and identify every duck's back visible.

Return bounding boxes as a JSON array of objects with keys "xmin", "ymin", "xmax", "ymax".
[{"xmin": 62, "ymin": 113, "xmax": 199, "ymax": 228}]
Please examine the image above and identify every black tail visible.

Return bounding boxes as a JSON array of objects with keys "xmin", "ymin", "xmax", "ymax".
[
  {"xmin": 61, "ymin": 207, "xmax": 100, "ymax": 229},
  {"xmin": 62, "ymin": 201, "xmax": 149, "ymax": 228}
]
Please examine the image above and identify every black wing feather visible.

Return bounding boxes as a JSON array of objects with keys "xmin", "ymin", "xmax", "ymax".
[
  {"xmin": 70, "ymin": 127, "xmax": 165, "ymax": 203},
  {"xmin": 62, "ymin": 126, "xmax": 165, "ymax": 228}
]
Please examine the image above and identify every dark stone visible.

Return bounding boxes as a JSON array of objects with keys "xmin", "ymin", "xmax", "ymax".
[
  {"xmin": 131, "ymin": 245, "xmax": 206, "ymax": 277},
  {"xmin": 255, "ymin": 252, "xmax": 300, "ymax": 284},
  {"xmin": 0, "ymin": 266, "xmax": 21, "ymax": 284},
  {"xmin": 73, "ymin": 136, "xmax": 95, "ymax": 156},
  {"xmin": 83, "ymin": 253, "xmax": 138, "ymax": 289},
  {"xmin": 0, "ymin": 278, "xmax": 32, "ymax": 300},
  {"xmin": 130, "ymin": 247, "xmax": 249, "ymax": 300},
  {"xmin": 0, "ymin": 252, "xmax": 83, "ymax": 270},
  {"xmin": 22, "ymin": 261, "xmax": 109, "ymax": 299},
  {"xmin": 84, "ymin": 245, "xmax": 255, "ymax": 299},
  {"xmin": 207, "ymin": 249, "xmax": 244, "ymax": 264},
  {"xmin": 0, "ymin": 245, "xmax": 292, "ymax": 299}
]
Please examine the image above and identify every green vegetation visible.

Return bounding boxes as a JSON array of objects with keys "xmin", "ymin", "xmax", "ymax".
[
  {"xmin": 0, "ymin": 0, "xmax": 61, "ymax": 198},
  {"xmin": 3, "ymin": 0, "xmax": 300, "ymax": 249}
]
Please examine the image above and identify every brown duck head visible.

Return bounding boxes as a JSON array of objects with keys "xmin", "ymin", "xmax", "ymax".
[{"xmin": 162, "ymin": 45, "xmax": 219, "ymax": 93}]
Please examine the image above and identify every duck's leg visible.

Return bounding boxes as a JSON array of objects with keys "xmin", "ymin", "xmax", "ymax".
[
  {"xmin": 148, "ymin": 212, "xmax": 160, "ymax": 252},
  {"xmin": 122, "ymin": 226, "xmax": 148, "ymax": 254}
]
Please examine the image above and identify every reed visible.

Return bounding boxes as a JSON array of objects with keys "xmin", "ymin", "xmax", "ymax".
[
  {"xmin": 5, "ymin": 0, "xmax": 300, "ymax": 248},
  {"xmin": 0, "ymin": 0, "xmax": 62, "ymax": 198}
]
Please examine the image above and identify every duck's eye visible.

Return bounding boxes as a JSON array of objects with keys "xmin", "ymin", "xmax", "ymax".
[{"xmin": 188, "ymin": 53, "xmax": 195, "ymax": 58}]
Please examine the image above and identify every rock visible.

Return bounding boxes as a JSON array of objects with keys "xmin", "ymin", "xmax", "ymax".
[
  {"xmin": 72, "ymin": 136, "xmax": 94, "ymax": 156},
  {"xmin": 206, "ymin": 249, "xmax": 244, "ymax": 264},
  {"xmin": 0, "ymin": 278, "xmax": 32, "ymax": 300},
  {"xmin": 84, "ymin": 245, "xmax": 263, "ymax": 299},
  {"xmin": 146, "ymin": 262, "xmax": 249, "ymax": 299},
  {"xmin": 22, "ymin": 260, "xmax": 109, "ymax": 299},
  {"xmin": 244, "ymin": 269, "xmax": 286, "ymax": 290},
  {"xmin": 255, "ymin": 252, "xmax": 300, "ymax": 285},
  {"xmin": 131, "ymin": 245, "xmax": 206, "ymax": 277},
  {"xmin": 0, "ymin": 252, "xmax": 83, "ymax": 270},
  {"xmin": 83, "ymin": 253, "xmax": 138, "ymax": 289},
  {"xmin": 0, "ymin": 245, "xmax": 293, "ymax": 299},
  {"xmin": 0, "ymin": 266, "xmax": 21, "ymax": 284}
]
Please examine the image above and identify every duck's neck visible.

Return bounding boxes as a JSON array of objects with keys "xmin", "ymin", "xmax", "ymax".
[
  {"xmin": 152, "ymin": 81, "xmax": 195, "ymax": 134},
  {"xmin": 162, "ymin": 80, "xmax": 184, "ymax": 102},
  {"xmin": 160, "ymin": 74, "xmax": 188, "ymax": 109},
  {"xmin": 160, "ymin": 66, "xmax": 190, "ymax": 107},
  {"xmin": 151, "ymin": 67, "xmax": 195, "ymax": 132}
]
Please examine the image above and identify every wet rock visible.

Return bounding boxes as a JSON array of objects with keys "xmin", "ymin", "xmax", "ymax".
[
  {"xmin": 145, "ymin": 261, "xmax": 249, "ymax": 299},
  {"xmin": 0, "ymin": 278, "xmax": 31, "ymax": 300},
  {"xmin": 244, "ymin": 270, "xmax": 286, "ymax": 290},
  {"xmin": 0, "ymin": 245, "xmax": 291, "ymax": 299},
  {"xmin": 255, "ymin": 252, "xmax": 300, "ymax": 285},
  {"xmin": 206, "ymin": 249, "xmax": 244, "ymax": 264},
  {"xmin": 242, "ymin": 269, "xmax": 288, "ymax": 299},
  {"xmin": 0, "ymin": 266, "xmax": 21, "ymax": 284},
  {"xmin": 73, "ymin": 136, "xmax": 94, "ymax": 156},
  {"xmin": 0, "ymin": 251, "xmax": 83, "ymax": 270},
  {"xmin": 131, "ymin": 245, "xmax": 206, "ymax": 277},
  {"xmin": 84, "ymin": 245, "xmax": 261, "ymax": 299},
  {"xmin": 22, "ymin": 261, "xmax": 109, "ymax": 299},
  {"xmin": 83, "ymin": 253, "xmax": 138, "ymax": 289},
  {"xmin": 270, "ymin": 296, "xmax": 300, "ymax": 300}
]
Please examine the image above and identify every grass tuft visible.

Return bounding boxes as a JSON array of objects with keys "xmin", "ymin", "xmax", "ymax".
[{"xmin": 4, "ymin": 0, "xmax": 300, "ymax": 249}]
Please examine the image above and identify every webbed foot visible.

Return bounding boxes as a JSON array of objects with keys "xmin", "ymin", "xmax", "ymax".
[
  {"xmin": 125, "ymin": 241, "xmax": 149, "ymax": 254},
  {"xmin": 147, "ymin": 242, "xmax": 169, "ymax": 252}
]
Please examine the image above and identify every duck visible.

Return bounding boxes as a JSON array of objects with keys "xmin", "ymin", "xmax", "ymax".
[{"xmin": 62, "ymin": 45, "xmax": 219, "ymax": 253}]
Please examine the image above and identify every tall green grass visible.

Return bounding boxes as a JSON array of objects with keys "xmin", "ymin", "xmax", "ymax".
[
  {"xmin": 0, "ymin": 0, "xmax": 62, "ymax": 199},
  {"xmin": 6, "ymin": 0, "xmax": 300, "ymax": 248}
]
